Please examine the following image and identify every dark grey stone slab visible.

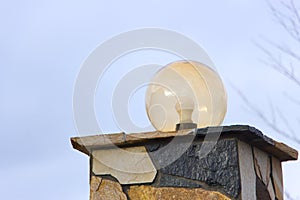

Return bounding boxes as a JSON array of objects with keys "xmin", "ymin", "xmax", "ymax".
[
  {"xmin": 153, "ymin": 173, "xmax": 203, "ymax": 188},
  {"xmin": 146, "ymin": 138, "xmax": 240, "ymax": 198},
  {"xmin": 256, "ymin": 176, "xmax": 271, "ymax": 200}
]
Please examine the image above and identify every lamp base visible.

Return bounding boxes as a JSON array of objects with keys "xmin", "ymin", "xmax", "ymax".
[{"xmin": 176, "ymin": 123, "xmax": 197, "ymax": 131}]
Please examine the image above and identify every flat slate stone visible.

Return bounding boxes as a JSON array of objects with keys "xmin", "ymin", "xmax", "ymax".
[
  {"xmin": 92, "ymin": 146, "xmax": 157, "ymax": 184},
  {"xmin": 70, "ymin": 125, "xmax": 298, "ymax": 162},
  {"xmin": 253, "ymin": 147, "xmax": 270, "ymax": 186},
  {"xmin": 153, "ymin": 173, "xmax": 203, "ymax": 188},
  {"xmin": 272, "ymin": 156, "xmax": 283, "ymax": 200},
  {"xmin": 238, "ymin": 140, "xmax": 256, "ymax": 200}
]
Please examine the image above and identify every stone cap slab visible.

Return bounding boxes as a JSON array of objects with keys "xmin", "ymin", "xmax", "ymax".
[{"xmin": 70, "ymin": 125, "xmax": 298, "ymax": 162}]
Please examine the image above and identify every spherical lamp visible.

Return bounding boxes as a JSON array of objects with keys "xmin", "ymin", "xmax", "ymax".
[{"xmin": 145, "ymin": 60, "xmax": 227, "ymax": 132}]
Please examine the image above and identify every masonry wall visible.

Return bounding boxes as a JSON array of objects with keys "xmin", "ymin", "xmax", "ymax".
[
  {"xmin": 90, "ymin": 138, "xmax": 283, "ymax": 200},
  {"xmin": 71, "ymin": 125, "xmax": 297, "ymax": 200}
]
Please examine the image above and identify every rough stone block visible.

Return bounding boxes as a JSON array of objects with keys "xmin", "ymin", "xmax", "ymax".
[
  {"xmin": 256, "ymin": 176, "xmax": 271, "ymax": 200},
  {"xmin": 154, "ymin": 173, "xmax": 203, "ymax": 188},
  {"xmin": 92, "ymin": 146, "xmax": 157, "ymax": 184},
  {"xmin": 90, "ymin": 176, "xmax": 127, "ymax": 200},
  {"xmin": 238, "ymin": 140, "xmax": 256, "ymax": 200},
  {"xmin": 127, "ymin": 185, "xmax": 231, "ymax": 200},
  {"xmin": 253, "ymin": 147, "xmax": 271, "ymax": 185},
  {"xmin": 267, "ymin": 178, "xmax": 276, "ymax": 200},
  {"xmin": 272, "ymin": 156, "xmax": 283, "ymax": 200},
  {"xmin": 146, "ymin": 138, "xmax": 240, "ymax": 198}
]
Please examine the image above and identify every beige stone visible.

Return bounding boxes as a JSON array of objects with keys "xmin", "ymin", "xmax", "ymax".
[
  {"xmin": 127, "ymin": 185, "xmax": 230, "ymax": 200},
  {"xmin": 90, "ymin": 176, "xmax": 127, "ymax": 200},
  {"xmin": 253, "ymin": 147, "xmax": 270, "ymax": 185},
  {"xmin": 267, "ymin": 179, "xmax": 276, "ymax": 200},
  {"xmin": 238, "ymin": 140, "xmax": 256, "ymax": 200},
  {"xmin": 272, "ymin": 156, "xmax": 283, "ymax": 200},
  {"xmin": 92, "ymin": 146, "xmax": 157, "ymax": 184}
]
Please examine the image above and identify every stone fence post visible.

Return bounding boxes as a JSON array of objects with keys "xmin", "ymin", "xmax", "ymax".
[{"xmin": 71, "ymin": 125, "xmax": 298, "ymax": 200}]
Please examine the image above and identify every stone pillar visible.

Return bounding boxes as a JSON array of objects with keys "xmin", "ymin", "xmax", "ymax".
[{"xmin": 71, "ymin": 125, "xmax": 298, "ymax": 200}]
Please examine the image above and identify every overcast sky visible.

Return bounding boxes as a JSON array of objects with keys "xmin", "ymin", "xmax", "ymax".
[{"xmin": 0, "ymin": 0, "xmax": 299, "ymax": 199}]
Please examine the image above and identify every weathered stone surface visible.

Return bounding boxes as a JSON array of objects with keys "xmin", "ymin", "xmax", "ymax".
[
  {"xmin": 238, "ymin": 140, "xmax": 256, "ymax": 200},
  {"xmin": 90, "ymin": 176, "xmax": 127, "ymax": 200},
  {"xmin": 256, "ymin": 176, "xmax": 271, "ymax": 200},
  {"xmin": 154, "ymin": 173, "xmax": 203, "ymax": 188},
  {"xmin": 272, "ymin": 156, "xmax": 283, "ymax": 200},
  {"xmin": 127, "ymin": 185, "xmax": 231, "ymax": 200},
  {"xmin": 146, "ymin": 139, "xmax": 240, "ymax": 198},
  {"xmin": 253, "ymin": 147, "xmax": 270, "ymax": 185},
  {"xmin": 267, "ymin": 178, "xmax": 276, "ymax": 200},
  {"xmin": 92, "ymin": 146, "xmax": 157, "ymax": 184},
  {"xmin": 71, "ymin": 125, "xmax": 298, "ymax": 162}
]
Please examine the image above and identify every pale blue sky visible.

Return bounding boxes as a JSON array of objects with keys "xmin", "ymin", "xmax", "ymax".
[{"xmin": 0, "ymin": 0, "xmax": 299, "ymax": 199}]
